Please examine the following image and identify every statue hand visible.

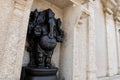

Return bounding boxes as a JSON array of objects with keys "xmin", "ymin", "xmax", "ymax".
[
  {"xmin": 56, "ymin": 36, "xmax": 63, "ymax": 42},
  {"xmin": 34, "ymin": 25, "xmax": 41, "ymax": 37}
]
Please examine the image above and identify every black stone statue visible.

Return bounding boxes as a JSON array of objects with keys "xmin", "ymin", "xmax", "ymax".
[
  {"xmin": 27, "ymin": 9, "xmax": 64, "ymax": 68},
  {"xmin": 20, "ymin": 9, "xmax": 64, "ymax": 80}
]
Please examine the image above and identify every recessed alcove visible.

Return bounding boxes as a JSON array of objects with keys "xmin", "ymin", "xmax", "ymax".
[
  {"xmin": 22, "ymin": 0, "xmax": 64, "ymax": 68},
  {"xmin": 21, "ymin": 0, "xmax": 90, "ymax": 80},
  {"xmin": 22, "ymin": 0, "xmax": 90, "ymax": 68},
  {"xmin": 21, "ymin": 0, "xmax": 65, "ymax": 79}
]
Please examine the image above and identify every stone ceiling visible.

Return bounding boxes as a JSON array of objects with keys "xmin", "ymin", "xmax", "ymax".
[{"xmin": 46, "ymin": 0, "xmax": 73, "ymax": 8}]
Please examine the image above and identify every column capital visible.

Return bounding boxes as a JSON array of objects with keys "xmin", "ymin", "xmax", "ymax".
[
  {"xmin": 102, "ymin": 0, "xmax": 117, "ymax": 14},
  {"xmin": 113, "ymin": 7, "xmax": 120, "ymax": 21},
  {"xmin": 70, "ymin": 0, "xmax": 90, "ymax": 5},
  {"xmin": 80, "ymin": 6, "xmax": 90, "ymax": 19},
  {"xmin": 101, "ymin": 0, "xmax": 120, "ymax": 22},
  {"xmin": 76, "ymin": 6, "xmax": 90, "ymax": 25}
]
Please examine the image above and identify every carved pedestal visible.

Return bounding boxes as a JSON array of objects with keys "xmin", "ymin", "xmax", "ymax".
[{"xmin": 21, "ymin": 67, "xmax": 58, "ymax": 80}]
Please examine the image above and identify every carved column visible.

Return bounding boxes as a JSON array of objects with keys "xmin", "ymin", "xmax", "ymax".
[
  {"xmin": 114, "ymin": 0, "xmax": 120, "ymax": 75},
  {"xmin": 59, "ymin": 5, "xmax": 82, "ymax": 80},
  {"xmin": 115, "ymin": 20, "xmax": 120, "ymax": 74},
  {"xmin": 59, "ymin": 1, "xmax": 97, "ymax": 80},
  {"xmin": 0, "ymin": 0, "xmax": 33, "ymax": 80},
  {"xmin": 73, "ymin": 4, "xmax": 90, "ymax": 80},
  {"xmin": 87, "ymin": 1, "xmax": 97, "ymax": 80},
  {"xmin": 105, "ymin": 10, "xmax": 118, "ymax": 76},
  {"xmin": 102, "ymin": 0, "xmax": 118, "ymax": 76}
]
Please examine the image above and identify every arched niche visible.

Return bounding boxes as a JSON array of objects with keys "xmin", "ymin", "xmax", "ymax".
[
  {"xmin": 21, "ymin": 0, "xmax": 91, "ymax": 80},
  {"xmin": 22, "ymin": 0, "xmax": 63, "ymax": 70}
]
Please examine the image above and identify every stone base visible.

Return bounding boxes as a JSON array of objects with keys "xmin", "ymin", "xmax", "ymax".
[{"xmin": 20, "ymin": 66, "xmax": 58, "ymax": 80}]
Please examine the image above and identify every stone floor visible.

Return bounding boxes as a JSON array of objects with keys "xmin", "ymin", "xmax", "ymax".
[{"xmin": 98, "ymin": 75, "xmax": 120, "ymax": 80}]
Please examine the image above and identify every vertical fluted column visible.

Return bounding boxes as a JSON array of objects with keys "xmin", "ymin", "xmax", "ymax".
[
  {"xmin": 101, "ymin": 0, "xmax": 119, "ymax": 76},
  {"xmin": 115, "ymin": 20, "xmax": 120, "ymax": 74},
  {"xmin": 60, "ymin": 1, "xmax": 95, "ymax": 80},
  {"xmin": 87, "ymin": 1, "xmax": 97, "ymax": 80},
  {"xmin": 105, "ymin": 9, "xmax": 118, "ymax": 77}
]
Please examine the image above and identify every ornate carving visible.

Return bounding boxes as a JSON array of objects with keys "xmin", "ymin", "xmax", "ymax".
[
  {"xmin": 13, "ymin": 0, "xmax": 27, "ymax": 20},
  {"xmin": 27, "ymin": 9, "xmax": 64, "ymax": 68},
  {"xmin": 101, "ymin": 0, "xmax": 120, "ymax": 21},
  {"xmin": 101, "ymin": 0, "xmax": 117, "ymax": 14}
]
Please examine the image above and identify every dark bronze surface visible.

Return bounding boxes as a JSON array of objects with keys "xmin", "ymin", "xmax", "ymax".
[
  {"xmin": 21, "ymin": 66, "xmax": 58, "ymax": 80},
  {"xmin": 27, "ymin": 9, "xmax": 64, "ymax": 68},
  {"xmin": 21, "ymin": 9, "xmax": 64, "ymax": 80}
]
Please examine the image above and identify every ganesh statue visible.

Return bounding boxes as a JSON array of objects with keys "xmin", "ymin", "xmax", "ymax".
[{"xmin": 21, "ymin": 9, "xmax": 64, "ymax": 80}]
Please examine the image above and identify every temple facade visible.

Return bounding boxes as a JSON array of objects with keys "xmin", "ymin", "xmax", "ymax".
[{"xmin": 0, "ymin": 0, "xmax": 120, "ymax": 80}]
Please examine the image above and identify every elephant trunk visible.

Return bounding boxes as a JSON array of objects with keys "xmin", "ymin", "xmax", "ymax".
[{"xmin": 48, "ymin": 18, "xmax": 55, "ymax": 39}]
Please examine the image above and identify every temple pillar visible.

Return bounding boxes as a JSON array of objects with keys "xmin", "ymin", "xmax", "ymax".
[
  {"xmin": 114, "ymin": 0, "xmax": 120, "ymax": 74},
  {"xmin": 59, "ymin": 1, "xmax": 97, "ymax": 80},
  {"xmin": 115, "ymin": 20, "xmax": 120, "ymax": 74},
  {"xmin": 105, "ymin": 11, "xmax": 118, "ymax": 76},
  {"xmin": 103, "ymin": 0, "xmax": 118, "ymax": 76},
  {"xmin": 87, "ymin": 1, "xmax": 97, "ymax": 80},
  {"xmin": 0, "ymin": 0, "xmax": 33, "ymax": 80}
]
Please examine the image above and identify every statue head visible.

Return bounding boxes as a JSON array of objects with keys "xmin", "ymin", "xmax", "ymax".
[
  {"xmin": 46, "ymin": 9, "xmax": 55, "ymax": 18},
  {"xmin": 36, "ymin": 12, "xmax": 46, "ymax": 24}
]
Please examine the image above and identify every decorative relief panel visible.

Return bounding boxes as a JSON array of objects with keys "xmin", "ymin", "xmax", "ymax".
[
  {"xmin": 0, "ymin": 0, "xmax": 34, "ymax": 79},
  {"xmin": 13, "ymin": 0, "xmax": 27, "ymax": 19}
]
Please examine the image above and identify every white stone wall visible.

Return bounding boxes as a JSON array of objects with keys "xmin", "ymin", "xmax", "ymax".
[
  {"xmin": 94, "ymin": 0, "xmax": 120, "ymax": 78},
  {"xmin": 0, "ymin": 0, "xmax": 120, "ymax": 80},
  {"xmin": 74, "ymin": 16, "xmax": 88, "ymax": 80},
  {"xmin": 106, "ymin": 13, "xmax": 118, "ymax": 76},
  {"xmin": 94, "ymin": 0, "xmax": 108, "ymax": 77},
  {"xmin": 116, "ymin": 22, "xmax": 120, "ymax": 74},
  {"xmin": 0, "ymin": 0, "xmax": 34, "ymax": 80}
]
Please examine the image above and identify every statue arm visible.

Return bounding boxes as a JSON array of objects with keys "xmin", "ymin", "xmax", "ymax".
[
  {"xmin": 56, "ymin": 30, "xmax": 64, "ymax": 42},
  {"xmin": 55, "ymin": 18, "xmax": 64, "ymax": 42}
]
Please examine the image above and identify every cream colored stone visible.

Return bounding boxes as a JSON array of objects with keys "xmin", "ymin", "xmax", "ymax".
[
  {"xmin": 59, "ymin": 2, "xmax": 95, "ymax": 80},
  {"xmin": 0, "ymin": 0, "xmax": 33, "ymax": 80},
  {"xmin": 31, "ymin": 0, "xmax": 63, "ymax": 19},
  {"xmin": 73, "ymin": 15, "xmax": 88, "ymax": 80},
  {"xmin": 46, "ymin": 0, "xmax": 73, "ymax": 8},
  {"xmin": 87, "ymin": 2, "xmax": 97, "ymax": 80},
  {"xmin": 70, "ymin": 0, "xmax": 90, "ymax": 5},
  {"xmin": 105, "ymin": 12, "xmax": 118, "ymax": 76},
  {"xmin": 94, "ymin": 0, "xmax": 108, "ymax": 77},
  {"xmin": 59, "ymin": 6, "xmax": 76, "ymax": 80},
  {"xmin": 115, "ymin": 21, "xmax": 120, "ymax": 74},
  {"xmin": 1, "ymin": 0, "xmax": 120, "ymax": 80}
]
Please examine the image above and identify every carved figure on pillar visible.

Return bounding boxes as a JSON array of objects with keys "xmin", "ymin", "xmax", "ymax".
[{"xmin": 27, "ymin": 9, "xmax": 64, "ymax": 68}]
